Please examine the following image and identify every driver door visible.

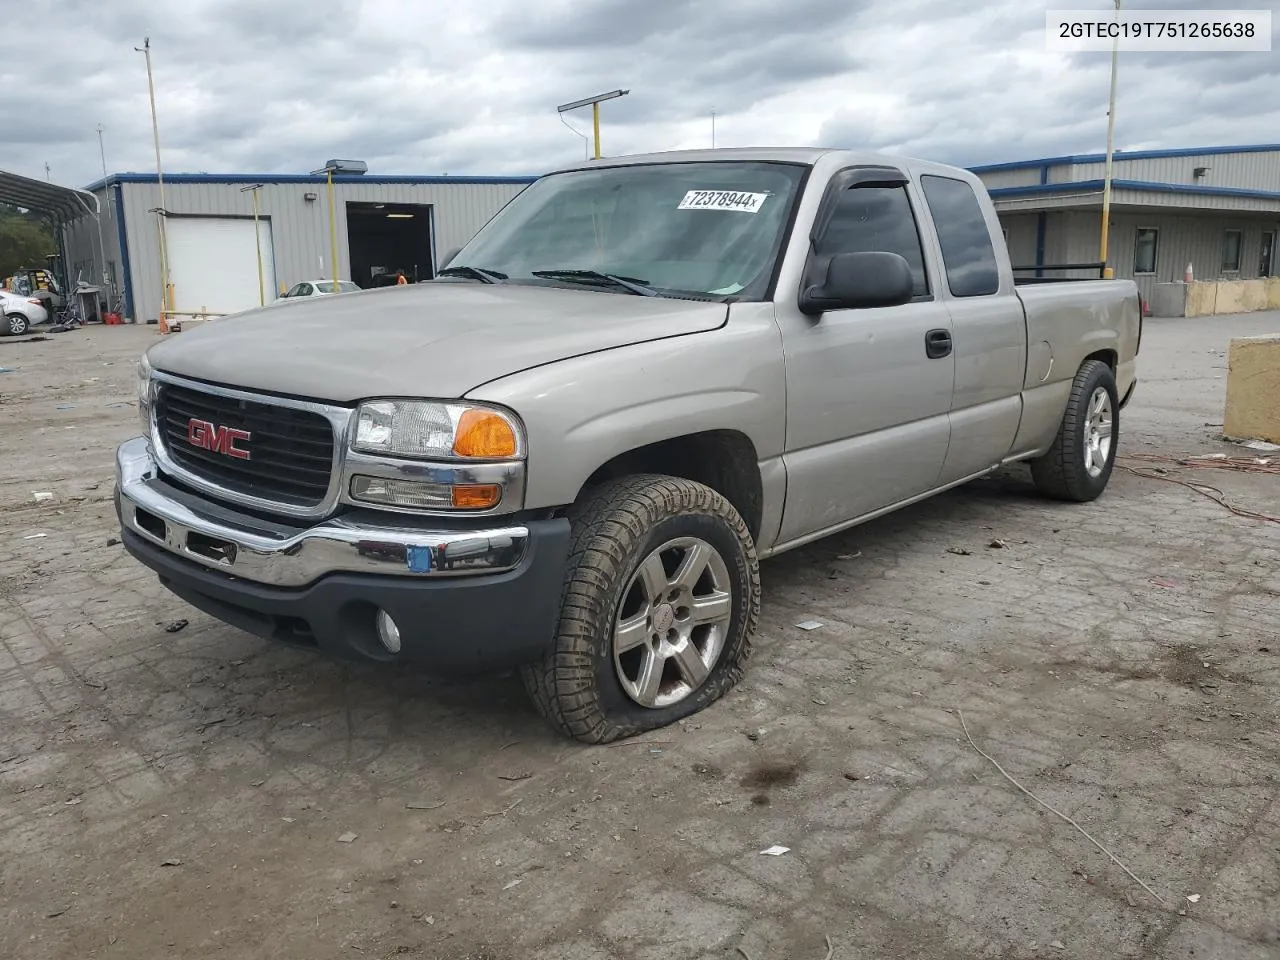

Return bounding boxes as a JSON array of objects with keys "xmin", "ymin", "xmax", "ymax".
[{"xmin": 775, "ymin": 171, "xmax": 955, "ymax": 545}]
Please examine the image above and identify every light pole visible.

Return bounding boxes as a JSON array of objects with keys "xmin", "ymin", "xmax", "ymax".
[
  {"xmin": 94, "ymin": 123, "xmax": 113, "ymax": 297},
  {"xmin": 1099, "ymin": 0, "xmax": 1121, "ymax": 279},
  {"xmin": 310, "ymin": 159, "xmax": 366, "ymax": 283},
  {"xmin": 240, "ymin": 183, "xmax": 266, "ymax": 306},
  {"xmin": 556, "ymin": 90, "xmax": 630, "ymax": 159},
  {"xmin": 136, "ymin": 37, "xmax": 172, "ymax": 321}
]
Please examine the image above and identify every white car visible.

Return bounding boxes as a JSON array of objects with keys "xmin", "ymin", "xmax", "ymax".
[
  {"xmin": 278, "ymin": 280, "xmax": 360, "ymax": 300},
  {"xmin": 0, "ymin": 289, "xmax": 50, "ymax": 335}
]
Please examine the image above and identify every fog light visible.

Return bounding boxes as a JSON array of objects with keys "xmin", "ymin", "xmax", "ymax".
[
  {"xmin": 351, "ymin": 475, "xmax": 453, "ymax": 509},
  {"xmin": 375, "ymin": 609, "xmax": 401, "ymax": 654},
  {"xmin": 350, "ymin": 475, "xmax": 502, "ymax": 510}
]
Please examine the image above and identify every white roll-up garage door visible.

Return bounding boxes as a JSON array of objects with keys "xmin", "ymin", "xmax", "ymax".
[{"xmin": 165, "ymin": 216, "xmax": 277, "ymax": 317}]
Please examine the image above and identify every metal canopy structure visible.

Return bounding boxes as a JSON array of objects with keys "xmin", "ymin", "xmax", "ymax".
[
  {"xmin": 0, "ymin": 167, "xmax": 108, "ymax": 306},
  {"xmin": 0, "ymin": 168, "xmax": 100, "ymax": 222}
]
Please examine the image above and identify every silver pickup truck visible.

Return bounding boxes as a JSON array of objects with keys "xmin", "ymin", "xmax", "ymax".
[{"xmin": 116, "ymin": 148, "xmax": 1140, "ymax": 742}]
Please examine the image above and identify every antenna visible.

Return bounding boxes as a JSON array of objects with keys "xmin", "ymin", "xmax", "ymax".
[{"xmin": 96, "ymin": 123, "xmax": 108, "ymax": 178}]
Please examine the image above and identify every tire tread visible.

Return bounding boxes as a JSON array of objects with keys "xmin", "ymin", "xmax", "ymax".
[
  {"xmin": 521, "ymin": 474, "xmax": 760, "ymax": 743},
  {"xmin": 1030, "ymin": 359, "xmax": 1117, "ymax": 502}
]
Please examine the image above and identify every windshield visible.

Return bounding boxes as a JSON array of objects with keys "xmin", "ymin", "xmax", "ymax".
[
  {"xmin": 450, "ymin": 161, "xmax": 807, "ymax": 299},
  {"xmin": 316, "ymin": 281, "xmax": 359, "ymax": 293}
]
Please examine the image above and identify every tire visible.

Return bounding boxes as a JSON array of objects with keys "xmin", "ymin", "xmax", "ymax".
[
  {"xmin": 521, "ymin": 474, "xmax": 760, "ymax": 743},
  {"xmin": 1030, "ymin": 359, "xmax": 1119, "ymax": 502},
  {"xmin": 4, "ymin": 314, "xmax": 29, "ymax": 336}
]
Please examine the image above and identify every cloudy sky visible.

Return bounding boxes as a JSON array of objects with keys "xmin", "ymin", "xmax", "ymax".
[{"xmin": 3, "ymin": 0, "xmax": 1277, "ymax": 189}]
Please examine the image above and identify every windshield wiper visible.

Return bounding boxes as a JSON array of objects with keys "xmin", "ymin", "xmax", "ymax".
[
  {"xmin": 437, "ymin": 265, "xmax": 507, "ymax": 284},
  {"xmin": 530, "ymin": 269, "xmax": 660, "ymax": 297}
]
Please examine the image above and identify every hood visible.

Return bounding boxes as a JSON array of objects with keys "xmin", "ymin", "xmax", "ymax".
[{"xmin": 146, "ymin": 282, "xmax": 728, "ymax": 403}]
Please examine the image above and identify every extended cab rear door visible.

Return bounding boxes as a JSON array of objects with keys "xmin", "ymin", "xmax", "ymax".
[
  {"xmin": 917, "ymin": 172, "xmax": 1028, "ymax": 484},
  {"xmin": 774, "ymin": 167, "xmax": 955, "ymax": 544}
]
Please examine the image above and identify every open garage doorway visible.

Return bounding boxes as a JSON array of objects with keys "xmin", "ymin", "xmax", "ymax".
[{"xmin": 345, "ymin": 202, "xmax": 435, "ymax": 288}]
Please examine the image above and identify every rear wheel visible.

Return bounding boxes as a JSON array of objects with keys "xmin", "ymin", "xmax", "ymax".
[
  {"xmin": 521, "ymin": 474, "xmax": 760, "ymax": 743},
  {"xmin": 1030, "ymin": 359, "xmax": 1118, "ymax": 502},
  {"xmin": 4, "ymin": 314, "xmax": 29, "ymax": 336}
]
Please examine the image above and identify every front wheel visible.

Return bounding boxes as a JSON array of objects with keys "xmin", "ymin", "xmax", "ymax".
[
  {"xmin": 4, "ymin": 314, "xmax": 29, "ymax": 336},
  {"xmin": 521, "ymin": 474, "xmax": 760, "ymax": 743},
  {"xmin": 1030, "ymin": 359, "xmax": 1119, "ymax": 502}
]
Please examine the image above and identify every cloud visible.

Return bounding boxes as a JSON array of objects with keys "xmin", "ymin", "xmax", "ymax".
[{"xmin": 0, "ymin": 0, "xmax": 1276, "ymax": 189}]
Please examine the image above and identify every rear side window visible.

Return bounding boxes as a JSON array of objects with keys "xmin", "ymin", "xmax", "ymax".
[
  {"xmin": 921, "ymin": 175, "xmax": 1000, "ymax": 297},
  {"xmin": 815, "ymin": 185, "xmax": 929, "ymax": 297}
]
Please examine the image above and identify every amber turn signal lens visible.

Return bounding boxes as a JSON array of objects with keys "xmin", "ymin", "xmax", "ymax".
[
  {"xmin": 451, "ymin": 484, "xmax": 502, "ymax": 509},
  {"xmin": 452, "ymin": 409, "xmax": 518, "ymax": 458}
]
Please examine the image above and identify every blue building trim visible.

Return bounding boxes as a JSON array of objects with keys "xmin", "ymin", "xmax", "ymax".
[
  {"xmin": 969, "ymin": 142, "xmax": 1280, "ymax": 174},
  {"xmin": 83, "ymin": 172, "xmax": 539, "ymax": 191},
  {"xmin": 988, "ymin": 179, "xmax": 1280, "ymax": 202},
  {"xmin": 113, "ymin": 182, "xmax": 135, "ymax": 321}
]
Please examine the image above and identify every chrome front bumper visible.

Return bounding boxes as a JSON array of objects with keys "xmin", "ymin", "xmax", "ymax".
[{"xmin": 115, "ymin": 436, "xmax": 531, "ymax": 588}]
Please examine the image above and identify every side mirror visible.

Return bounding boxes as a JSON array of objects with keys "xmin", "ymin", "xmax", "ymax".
[
  {"xmin": 799, "ymin": 251, "xmax": 915, "ymax": 315},
  {"xmin": 438, "ymin": 247, "xmax": 461, "ymax": 269}
]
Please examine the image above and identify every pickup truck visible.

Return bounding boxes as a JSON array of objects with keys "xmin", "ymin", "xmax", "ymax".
[{"xmin": 116, "ymin": 147, "xmax": 1140, "ymax": 743}]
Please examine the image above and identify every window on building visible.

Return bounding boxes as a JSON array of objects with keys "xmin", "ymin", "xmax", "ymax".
[
  {"xmin": 920, "ymin": 175, "xmax": 999, "ymax": 297},
  {"xmin": 815, "ymin": 184, "xmax": 930, "ymax": 297},
  {"xmin": 1261, "ymin": 231, "xmax": 1276, "ymax": 278},
  {"xmin": 1222, "ymin": 230, "xmax": 1243, "ymax": 273},
  {"xmin": 1134, "ymin": 228, "xmax": 1158, "ymax": 275}
]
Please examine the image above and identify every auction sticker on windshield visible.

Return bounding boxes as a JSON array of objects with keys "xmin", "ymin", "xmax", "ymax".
[{"xmin": 677, "ymin": 190, "xmax": 767, "ymax": 213}]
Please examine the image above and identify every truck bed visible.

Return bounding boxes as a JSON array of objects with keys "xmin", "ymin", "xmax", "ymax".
[{"xmin": 1016, "ymin": 278, "xmax": 1140, "ymax": 390}]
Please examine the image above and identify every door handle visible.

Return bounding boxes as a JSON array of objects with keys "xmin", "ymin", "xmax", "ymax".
[{"xmin": 925, "ymin": 328, "xmax": 952, "ymax": 359}]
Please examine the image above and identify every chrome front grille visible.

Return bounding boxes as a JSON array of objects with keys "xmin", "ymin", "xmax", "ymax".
[{"xmin": 154, "ymin": 381, "xmax": 339, "ymax": 509}]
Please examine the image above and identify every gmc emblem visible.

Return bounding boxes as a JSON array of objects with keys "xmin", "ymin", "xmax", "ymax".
[{"xmin": 187, "ymin": 418, "xmax": 252, "ymax": 460}]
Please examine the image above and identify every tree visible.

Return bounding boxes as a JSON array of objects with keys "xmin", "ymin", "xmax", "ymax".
[{"xmin": 0, "ymin": 204, "xmax": 55, "ymax": 282}]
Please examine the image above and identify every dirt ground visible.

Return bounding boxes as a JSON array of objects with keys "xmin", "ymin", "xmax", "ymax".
[{"xmin": 1, "ymin": 315, "xmax": 1278, "ymax": 960}]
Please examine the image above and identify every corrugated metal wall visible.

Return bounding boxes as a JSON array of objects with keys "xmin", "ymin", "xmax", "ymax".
[
  {"xmin": 114, "ymin": 179, "xmax": 527, "ymax": 322},
  {"xmin": 1040, "ymin": 212, "xmax": 1076, "ymax": 266},
  {"xmin": 999, "ymin": 213, "xmax": 1040, "ymax": 267},
  {"xmin": 1107, "ymin": 188, "xmax": 1280, "ymax": 213},
  {"xmin": 61, "ymin": 186, "xmax": 124, "ymax": 311},
  {"xmin": 1008, "ymin": 209, "xmax": 1280, "ymax": 303},
  {"xmin": 1070, "ymin": 150, "xmax": 1280, "ymax": 191},
  {"xmin": 974, "ymin": 169, "xmax": 1044, "ymax": 189},
  {"xmin": 989, "ymin": 187, "xmax": 1279, "ymax": 215}
]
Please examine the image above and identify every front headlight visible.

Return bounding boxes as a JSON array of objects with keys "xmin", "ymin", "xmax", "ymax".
[
  {"xmin": 137, "ymin": 353, "xmax": 154, "ymax": 434},
  {"xmin": 351, "ymin": 400, "xmax": 524, "ymax": 460}
]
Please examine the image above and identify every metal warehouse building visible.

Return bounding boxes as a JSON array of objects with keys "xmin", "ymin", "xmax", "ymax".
[
  {"xmin": 974, "ymin": 143, "xmax": 1280, "ymax": 309},
  {"xmin": 51, "ymin": 142, "xmax": 1280, "ymax": 324},
  {"xmin": 62, "ymin": 171, "xmax": 534, "ymax": 324}
]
